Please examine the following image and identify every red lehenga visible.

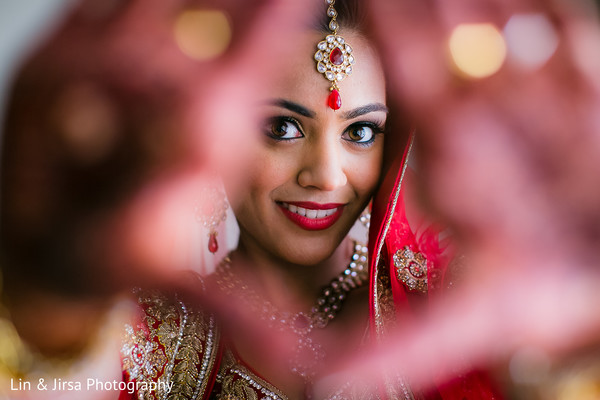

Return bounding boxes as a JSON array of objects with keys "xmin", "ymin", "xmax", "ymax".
[{"xmin": 119, "ymin": 134, "xmax": 502, "ymax": 400}]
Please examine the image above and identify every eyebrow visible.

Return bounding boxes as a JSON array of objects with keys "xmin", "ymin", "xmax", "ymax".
[
  {"xmin": 271, "ymin": 99, "xmax": 316, "ymax": 118},
  {"xmin": 269, "ymin": 99, "xmax": 388, "ymax": 120},
  {"xmin": 342, "ymin": 103, "xmax": 389, "ymax": 120}
]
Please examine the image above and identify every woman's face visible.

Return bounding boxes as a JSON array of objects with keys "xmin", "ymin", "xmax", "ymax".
[{"xmin": 231, "ymin": 30, "xmax": 387, "ymax": 265}]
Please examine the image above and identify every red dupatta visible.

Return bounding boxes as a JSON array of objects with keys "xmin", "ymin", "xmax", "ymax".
[{"xmin": 367, "ymin": 132, "xmax": 502, "ymax": 400}]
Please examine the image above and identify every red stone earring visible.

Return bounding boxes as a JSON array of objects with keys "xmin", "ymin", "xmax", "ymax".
[
  {"xmin": 314, "ymin": 0, "xmax": 355, "ymax": 111},
  {"xmin": 195, "ymin": 187, "xmax": 228, "ymax": 254}
]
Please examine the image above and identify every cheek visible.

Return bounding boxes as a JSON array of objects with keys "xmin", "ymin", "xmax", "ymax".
[
  {"xmin": 231, "ymin": 147, "xmax": 295, "ymax": 211},
  {"xmin": 347, "ymin": 144, "xmax": 384, "ymax": 196},
  {"xmin": 248, "ymin": 149, "xmax": 292, "ymax": 191}
]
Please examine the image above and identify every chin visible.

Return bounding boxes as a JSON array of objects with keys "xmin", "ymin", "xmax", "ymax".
[
  {"xmin": 274, "ymin": 234, "xmax": 344, "ymax": 267},
  {"xmin": 283, "ymin": 249, "xmax": 334, "ymax": 267}
]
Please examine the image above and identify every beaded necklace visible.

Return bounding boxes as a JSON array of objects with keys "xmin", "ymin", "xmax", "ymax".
[{"xmin": 214, "ymin": 241, "xmax": 368, "ymax": 383}]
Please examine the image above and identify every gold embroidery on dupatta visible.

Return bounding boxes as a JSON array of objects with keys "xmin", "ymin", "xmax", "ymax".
[
  {"xmin": 393, "ymin": 246, "xmax": 429, "ymax": 293},
  {"xmin": 376, "ymin": 264, "xmax": 396, "ymax": 328},
  {"xmin": 370, "ymin": 135, "xmax": 416, "ymax": 400},
  {"xmin": 216, "ymin": 350, "xmax": 288, "ymax": 400},
  {"xmin": 122, "ymin": 291, "xmax": 220, "ymax": 400},
  {"xmin": 122, "ymin": 324, "xmax": 168, "ymax": 386},
  {"xmin": 215, "ymin": 348, "xmax": 385, "ymax": 400},
  {"xmin": 372, "ymin": 135, "xmax": 414, "ymax": 336}
]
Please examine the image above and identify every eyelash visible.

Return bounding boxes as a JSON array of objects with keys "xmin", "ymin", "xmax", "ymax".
[
  {"xmin": 265, "ymin": 116, "xmax": 304, "ymax": 141},
  {"xmin": 342, "ymin": 121, "xmax": 385, "ymax": 148},
  {"xmin": 264, "ymin": 116, "xmax": 385, "ymax": 146}
]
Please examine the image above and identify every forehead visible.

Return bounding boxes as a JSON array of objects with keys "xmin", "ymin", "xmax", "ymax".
[{"xmin": 267, "ymin": 30, "xmax": 386, "ymax": 113}]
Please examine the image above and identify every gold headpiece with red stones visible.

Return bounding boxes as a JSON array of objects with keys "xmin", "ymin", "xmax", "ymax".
[{"xmin": 314, "ymin": 0, "xmax": 355, "ymax": 111}]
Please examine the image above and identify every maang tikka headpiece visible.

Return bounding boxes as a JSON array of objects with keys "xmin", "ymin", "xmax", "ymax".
[{"xmin": 314, "ymin": 0, "xmax": 355, "ymax": 111}]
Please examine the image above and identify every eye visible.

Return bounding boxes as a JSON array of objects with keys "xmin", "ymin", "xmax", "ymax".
[
  {"xmin": 266, "ymin": 117, "xmax": 304, "ymax": 140},
  {"xmin": 342, "ymin": 123, "xmax": 381, "ymax": 144}
]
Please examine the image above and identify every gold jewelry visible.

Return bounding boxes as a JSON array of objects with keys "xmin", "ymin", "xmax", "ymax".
[
  {"xmin": 195, "ymin": 187, "xmax": 228, "ymax": 253},
  {"xmin": 393, "ymin": 246, "xmax": 429, "ymax": 293},
  {"xmin": 314, "ymin": 0, "xmax": 355, "ymax": 111},
  {"xmin": 214, "ymin": 242, "xmax": 368, "ymax": 382}
]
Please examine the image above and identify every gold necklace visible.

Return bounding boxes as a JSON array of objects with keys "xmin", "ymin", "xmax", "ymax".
[{"xmin": 214, "ymin": 241, "xmax": 368, "ymax": 381}]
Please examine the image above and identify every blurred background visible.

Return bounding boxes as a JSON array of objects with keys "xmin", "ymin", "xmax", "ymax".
[
  {"xmin": 0, "ymin": 0, "xmax": 75, "ymax": 136},
  {"xmin": 0, "ymin": 0, "xmax": 599, "ymax": 399}
]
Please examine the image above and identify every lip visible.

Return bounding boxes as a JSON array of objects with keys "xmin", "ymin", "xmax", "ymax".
[
  {"xmin": 285, "ymin": 201, "xmax": 345, "ymax": 210},
  {"xmin": 277, "ymin": 201, "xmax": 345, "ymax": 231}
]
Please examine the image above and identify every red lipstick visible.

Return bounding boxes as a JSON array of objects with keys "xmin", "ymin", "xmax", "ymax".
[{"xmin": 277, "ymin": 201, "xmax": 345, "ymax": 231}]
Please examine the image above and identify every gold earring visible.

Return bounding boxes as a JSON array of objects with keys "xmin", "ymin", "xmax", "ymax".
[{"xmin": 195, "ymin": 187, "xmax": 228, "ymax": 253}]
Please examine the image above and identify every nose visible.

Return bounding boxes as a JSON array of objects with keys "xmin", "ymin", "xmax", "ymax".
[{"xmin": 297, "ymin": 136, "xmax": 347, "ymax": 191}]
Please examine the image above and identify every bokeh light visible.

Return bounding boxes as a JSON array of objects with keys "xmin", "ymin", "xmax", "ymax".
[
  {"xmin": 173, "ymin": 9, "xmax": 232, "ymax": 61},
  {"xmin": 504, "ymin": 14, "xmax": 559, "ymax": 70},
  {"xmin": 449, "ymin": 23, "xmax": 507, "ymax": 79},
  {"xmin": 556, "ymin": 370, "xmax": 600, "ymax": 400}
]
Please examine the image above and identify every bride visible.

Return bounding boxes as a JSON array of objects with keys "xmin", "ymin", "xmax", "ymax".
[{"xmin": 120, "ymin": 1, "xmax": 501, "ymax": 399}]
